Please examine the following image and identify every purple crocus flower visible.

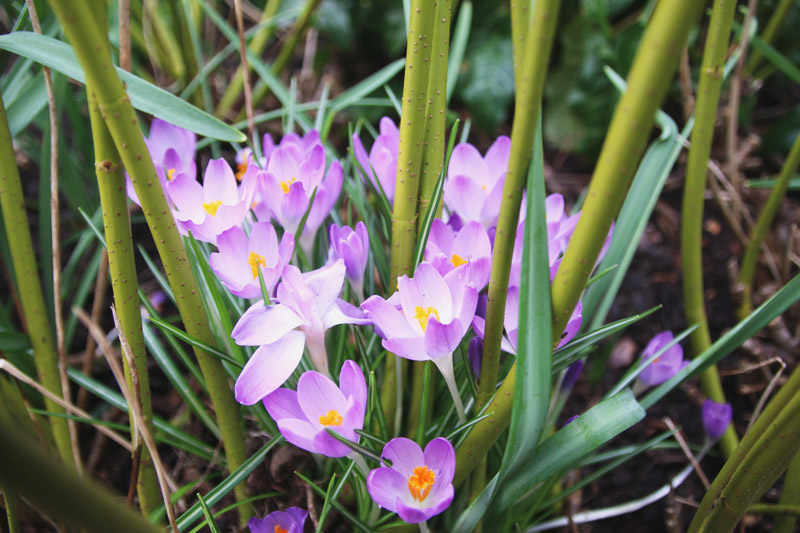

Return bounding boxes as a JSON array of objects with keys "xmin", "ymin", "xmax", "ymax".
[
  {"xmin": 636, "ymin": 331, "xmax": 689, "ymax": 387},
  {"xmin": 298, "ymin": 161, "xmax": 343, "ymax": 256},
  {"xmin": 167, "ymin": 158, "xmax": 257, "ymax": 244},
  {"xmin": 362, "ymin": 262, "xmax": 478, "ymax": 421},
  {"xmin": 443, "ymin": 136, "xmax": 511, "ymax": 228},
  {"xmin": 208, "ymin": 222, "xmax": 294, "ymax": 299},
  {"xmin": 468, "ymin": 336, "xmax": 483, "ymax": 379},
  {"xmin": 561, "ymin": 360, "xmax": 584, "ymax": 391},
  {"xmin": 263, "ymin": 361, "xmax": 366, "ymax": 457},
  {"xmin": 471, "ymin": 287, "xmax": 582, "ymax": 353},
  {"xmin": 248, "ymin": 507, "xmax": 307, "ymax": 533},
  {"xmin": 352, "ymin": 116, "xmax": 399, "ymax": 204},
  {"xmin": 126, "ymin": 118, "xmax": 197, "ymax": 206},
  {"xmin": 367, "ymin": 437, "xmax": 455, "ymax": 524},
  {"xmin": 702, "ymin": 399, "xmax": 732, "ymax": 441},
  {"xmin": 231, "ymin": 260, "xmax": 370, "ymax": 404},
  {"xmin": 425, "ymin": 219, "xmax": 492, "ymax": 290},
  {"xmin": 329, "ymin": 222, "xmax": 370, "ymax": 301}
]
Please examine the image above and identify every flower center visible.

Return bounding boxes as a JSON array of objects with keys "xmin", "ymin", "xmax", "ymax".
[
  {"xmin": 236, "ymin": 154, "xmax": 249, "ymax": 181},
  {"xmin": 451, "ymin": 253, "xmax": 468, "ymax": 268},
  {"xmin": 248, "ymin": 251, "xmax": 267, "ymax": 280},
  {"xmin": 408, "ymin": 465, "xmax": 436, "ymax": 502},
  {"xmin": 274, "ymin": 526, "xmax": 288, "ymax": 533},
  {"xmin": 319, "ymin": 409, "xmax": 343, "ymax": 426},
  {"xmin": 167, "ymin": 168, "xmax": 176, "ymax": 181},
  {"xmin": 414, "ymin": 306, "xmax": 440, "ymax": 332},
  {"xmin": 202, "ymin": 200, "xmax": 223, "ymax": 217},
  {"xmin": 280, "ymin": 177, "xmax": 298, "ymax": 194}
]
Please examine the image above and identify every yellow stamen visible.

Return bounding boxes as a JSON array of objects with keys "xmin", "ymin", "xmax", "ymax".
[
  {"xmin": 319, "ymin": 409, "xmax": 343, "ymax": 427},
  {"xmin": 408, "ymin": 465, "xmax": 436, "ymax": 502},
  {"xmin": 202, "ymin": 200, "xmax": 223, "ymax": 217},
  {"xmin": 280, "ymin": 177, "xmax": 298, "ymax": 194},
  {"xmin": 167, "ymin": 168, "xmax": 176, "ymax": 181},
  {"xmin": 481, "ymin": 184, "xmax": 487, "ymax": 191},
  {"xmin": 414, "ymin": 306, "xmax": 440, "ymax": 332},
  {"xmin": 248, "ymin": 251, "xmax": 267, "ymax": 280},
  {"xmin": 274, "ymin": 526, "xmax": 288, "ymax": 533},
  {"xmin": 451, "ymin": 254, "xmax": 468, "ymax": 268}
]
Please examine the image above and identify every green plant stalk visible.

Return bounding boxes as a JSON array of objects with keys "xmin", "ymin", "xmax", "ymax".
[
  {"xmin": 509, "ymin": 0, "xmax": 531, "ymax": 82},
  {"xmin": 144, "ymin": 0, "xmax": 186, "ymax": 81},
  {"xmin": 681, "ymin": 0, "xmax": 739, "ymax": 458},
  {"xmin": 215, "ymin": 0, "xmax": 281, "ymax": 117},
  {"xmin": 87, "ymin": 97, "xmax": 161, "ymax": 517},
  {"xmin": 0, "ymin": 92, "xmax": 75, "ymax": 470},
  {"xmin": 688, "ymin": 366, "xmax": 800, "ymax": 532},
  {"xmin": 744, "ymin": 0, "xmax": 793, "ymax": 76},
  {"xmin": 2, "ymin": 483, "xmax": 20, "ymax": 533},
  {"xmin": 381, "ymin": 0, "xmax": 436, "ymax": 433},
  {"xmin": 456, "ymin": 0, "xmax": 703, "ymax": 488},
  {"xmin": 239, "ymin": 0, "xmax": 322, "ymax": 120},
  {"xmin": 551, "ymin": 0, "xmax": 702, "ymax": 339},
  {"xmin": 48, "ymin": 0, "xmax": 251, "ymax": 522},
  {"xmin": 0, "ymin": 418, "xmax": 162, "ymax": 533},
  {"xmin": 477, "ymin": 0, "xmax": 560, "ymax": 407},
  {"xmin": 407, "ymin": 0, "xmax": 451, "ymax": 441},
  {"xmin": 773, "ymin": 452, "xmax": 800, "ymax": 532},
  {"xmin": 738, "ymin": 131, "xmax": 800, "ymax": 318}
]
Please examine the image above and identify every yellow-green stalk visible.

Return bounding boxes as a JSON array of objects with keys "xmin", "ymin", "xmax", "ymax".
[
  {"xmin": 0, "ymin": 92, "xmax": 75, "ymax": 470},
  {"xmin": 681, "ymin": 0, "xmax": 739, "ymax": 458},
  {"xmin": 744, "ymin": 0, "xmax": 793, "ymax": 76},
  {"xmin": 455, "ymin": 0, "xmax": 703, "ymax": 487},
  {"xmin": 380, "ymin": 0, "xmax": 436, "ymax": 433},
  {"xmin": 48, "ymin": 0, "xmax": 251, "ymax": 522},
  {"xmin": 738, "ymin": 131, "xmax": 800, "ymax": 318},
  {"xmin": 88, "ymin": 96, "xmax": 161, "ymax": 517}
]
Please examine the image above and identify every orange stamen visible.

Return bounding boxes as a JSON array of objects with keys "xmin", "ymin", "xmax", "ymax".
[
  {"xmin": 451, "ymin": 254, "xmax": 468, "ymax": 268},
  {"xmin": 414, "ymin": 306, "xmax": 440, "ymax": 332},
  {"xmin": 280, "ymin": 177, "xmax": 298, "ymax": 194},
  {"xmin": 408, "ymin": 465, "xmax": 436, "ymax": 502},
  {"xmin": 248, "ymin": 252, "xmax": 267, "ymax": 280},
  {"xmin": 319, "ymin": 409, "xmax": 343, "ymax": 427},
  {"xmin": 167, "ymin": 168, "xmax": 176, "ymax": 181},
  {"xmin": 202, "ymin": 200, "xmax": 223, "ymax": 217},
  {"xmin": 274, "ymin": 526, "xmax": 288, "ymax": 533}
]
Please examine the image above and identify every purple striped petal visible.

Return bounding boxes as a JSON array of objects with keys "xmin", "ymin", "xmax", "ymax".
[{"xmin": 234, "ymin": 330, "xmax": 306, "ymax": 404}]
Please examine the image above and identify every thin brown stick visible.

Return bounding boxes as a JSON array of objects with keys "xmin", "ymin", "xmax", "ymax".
[
  {"xmin": 24, "ymin": 0, "xmax": 83, "ymax": 478},
  {"xmin": 663, "ymin": 417, "xmax": 710, "ymax": 489},
  {"xmin": 119, "ymin": 0, "xmax": 131, "ymax": 72},
  {"xmin": 234, "ymin": 0, "xmax": 255, "ymax": 141},
  {"xmin": 679, "ymin": 45, "xmax": 695, "ymax": 121},
  {"xmin": 0, "ymin": 359, "xmax": 132, "ymax": 452},
  {"xmin": 75, "ymin": 306, "xmax": 178, "ymax": 532},
  {"xmin": 77, "ymin": 252, "xmax": 109, "ymax": 410}
]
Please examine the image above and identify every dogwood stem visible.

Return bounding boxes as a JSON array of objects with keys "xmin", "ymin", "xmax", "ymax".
[
  {"xmin": 0, "ymin": 92, "xmax": 75, "ymax": 470},
  {"xmin": 48, "ymin": 0, "xmax": 251, "ymax": 522}
]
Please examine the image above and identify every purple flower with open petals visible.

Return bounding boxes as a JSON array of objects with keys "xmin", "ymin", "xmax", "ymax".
[
  {"xmin": 167, "ymin": 158, "xmax": 256, "ymax": 244},
  {"xmin": 209, "ymin": 222, "xmax": 294, "ymax": 299},
  {"xmin": 329, "ymin": 222, "xmax": 370, "ymax": 301},
  {"xmin": 248, "ymin": 507, "xmax": 307, "ymax": 533},
  {"xmin": 263, "ymin": 360, "xmax": 366, "ymax": 457},
  {"xmin": 232, "ymin": 260, "xmax": 371, "ymax": 404},
  {"xmin": 702, "ymin": 399, "xmax": 732, "ymax": 441},
  {"xmin": 443, "ymin": 136, "xmax": 510, "ymax": 228},
  {"xmin": 367, "ymin": 437, "xmax": 455, "ymax": 524},
  {"xmin": 353, "ymin": 117, "xmax": 399, "ymax": 204},
  {"xmin": 425, "ymin": 219, "xmax": 492, "ymax": 290},
  {"xmin": 126, "ymin": 118, "xmax": 197, "ymax": 206},
  {"xmin": 636, "ymin": 331, "xmax": 688, "ymax": 387},
  {"xmin": 362, "ymin": 262, "xmax": 477, "ymax": 420}
]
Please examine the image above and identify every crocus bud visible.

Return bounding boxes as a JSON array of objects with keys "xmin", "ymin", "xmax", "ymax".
[
  {"xmin": 329, "ymin": 221, "xmax": 369, "ymax": 300},
  {"xmin": 702, "ymin": 399, "xmax": 732, "ymax": 441},
  {"xmin": 561, "ymin": 360, "xmax": 584, "ymax": 391},
  {"xmin": 468, "ymin": 336, "xmax": 484, "ymax": 379}
]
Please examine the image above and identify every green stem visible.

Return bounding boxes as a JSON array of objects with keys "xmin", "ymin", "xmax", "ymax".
[
  {"xmin": 239, "ymin": 0, "xmax": 322, "ymax": 121},
  {"xmin": 509, "ymin": 0, "xmax": 531, "ymax": 83},
  {"xmin": 477, "ymin": 0, "xmax": 560, "ymax": 407},
  {"xmin": 215, "ymin": 0, "xmax": 282, "ymax": 117},
  {"xmin": 738, "ymin": 131, "xmax": 800, "ymax": 318},
  {"xmin": 2, "ymin": 483, "xmax": 20, "ymax": 533},
  {"xmin": 381, "ymin": 0, "xmax": 436, "ymax": 434},
  {"xmin": 455, "ymin": 0, "xmax": 702, "ymax": 487},
  {"xmin": 48, "ymin": 0, "xmax": 251, "ymax": 522},
  {"xmin": 0, "ymin": 419, "xmax": 162, "ymax": 533},
  {"xmin": 0, "ymin": 92, "xmax": 75, "ymax": 470},
  {"xmin": 681, "ymin": 0, "xmax": 739, "ymax": 458},
  {"xmin": 772, "ymin": 452, "xmax": 800, "ymax": 531},
  {"xmin": 407, "ymin": 0, "xmax": 451, "ymax": 441},
  {"xmin": 752, "ymin": 503, "xmax": 800, "ymax": 517},
  {"xmin": 87, "ymin": 96, "xmax": 161, "ymax": 517},
  {"xmin": 688, "ymin": 366, "xmax": 800, "ymax": 532},
  {"xmin": 744, "ymin": 0, "xmax": 793, "ymax": 76}
]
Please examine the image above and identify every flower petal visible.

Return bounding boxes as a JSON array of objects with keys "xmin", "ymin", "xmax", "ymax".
[
  {"xmin": 381, "ymin": 437, "xmax": 424, "ymax": 478},
  {"xmin": 262, "ymin": 387, "xmax": 304, "ymax": 422},
  {"xmin": 382, "ymin": 337, "xmax": 429, "ymax": 361},
  {"xmin": 297, "ymin": 370, "xmax": 348, "ymax": 424},
  {"xmin": 338, "ymin": 360, "xmax": 367, "ymax": 412},
  {"xmin": 424, "ymin": 318, "xmax": 463, "ymax": 358},
  {"xmin": 234, "ymin": 330, "xmax": 306, "ymax": 404},
  {"xmin": 424, "ymin": 438, "xmax": 456, "ymax": 484},
  {"xmin": 366, "ymin": 467, "xmax": 406, "ymax": 513},
  {"xmin": 231, "ymin": 301, "xmax": 305, "ymax": 346}
]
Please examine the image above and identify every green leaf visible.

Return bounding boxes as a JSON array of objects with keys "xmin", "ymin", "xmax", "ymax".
[
  {"xmin": 0, "ymin": 32, "xmax": 245, "ymax": 142},
  {"xmin": 492, "ymin": 389, "xmax": 646, "ymax": 512},
  {"xmin": 447, "ymin": 1, "xmax": 472, "ymax": 102},
  {"xmin": 745, "ymin": 176, "xmax": 800, "ymax": 190}
]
